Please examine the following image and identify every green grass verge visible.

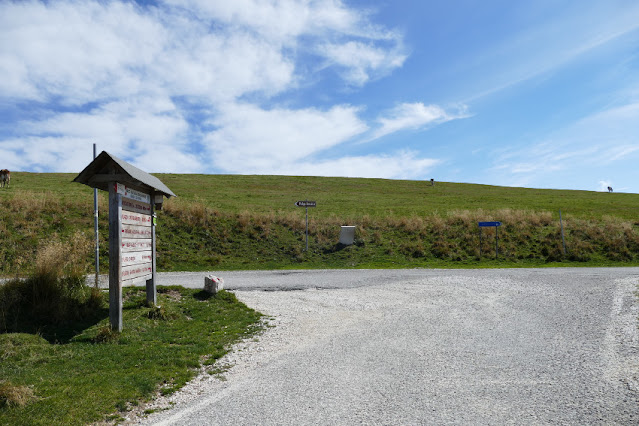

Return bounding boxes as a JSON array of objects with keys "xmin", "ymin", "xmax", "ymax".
[{"xmin": 0, "ymin": 286, "xmax": 263, "ymax": 425}]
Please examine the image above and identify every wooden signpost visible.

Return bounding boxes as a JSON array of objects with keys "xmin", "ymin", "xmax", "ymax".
[
  {"xmin": 109, "ymin": 182, "xmax": 156, "ymax": 330},
  {"xmin": 74, "ymin": 151, "xmax": 176, "ymax": 332}
]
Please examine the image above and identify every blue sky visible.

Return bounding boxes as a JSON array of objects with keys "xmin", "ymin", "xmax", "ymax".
[{"xmin": 1, "ymin": 0, "xmax": 639, "ymax": 192}]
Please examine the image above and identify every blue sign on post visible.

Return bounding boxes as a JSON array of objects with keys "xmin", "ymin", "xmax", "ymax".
[
  {"xmin": 478, "ymin": 221, "xmax": 502, "ymax": 227},
  {"xmin": 478, "ymin": 221, "xmax": 502, "ymax": 258}
]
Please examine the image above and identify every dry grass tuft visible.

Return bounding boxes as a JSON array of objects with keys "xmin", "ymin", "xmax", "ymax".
[
  {"xmin": 35, "ymin": 231, "xmax": 92, "ymax": 282},
  {"xmin": 0, "ymin": 382, "xmax": 35, "ymax": 408},
  {"xmin": 164, "ymin": 198, "xmax": 212, "ymax": 226},
  {"xmin": 0, "ymin": 231, "xmax": 101, "ymax": 331}
]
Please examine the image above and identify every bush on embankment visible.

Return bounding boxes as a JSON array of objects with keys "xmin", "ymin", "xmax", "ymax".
[
  {"xmin": 157, "ymin": 198, "xmax": 639, "ymax": 269},
  {"xmin": 0, "ymin": 231, "xmax": 103, "ymax": 334}
]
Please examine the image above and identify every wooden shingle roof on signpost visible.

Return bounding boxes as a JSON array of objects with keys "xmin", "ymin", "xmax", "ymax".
[{"xmin": 73, "ymin": 151, "xmax": 176, "ymax": 198}]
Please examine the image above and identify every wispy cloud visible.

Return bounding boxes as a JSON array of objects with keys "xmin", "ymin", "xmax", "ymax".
[
  {"xmin": 264, "ymin": 150, "xmax": 440, "ymax": 179},
  {"xmin": 317, "ymin": 40, "xmax": 407, "ymax": 86},
  {"xmin": 462, "ymin": 3, "xmax": 639, "ymax": 102},
  {"xmin": 371, "ymin": 103, "xmax": 469, "ymax": 140},
  {"xmin": 489, "ymin": 101, "xmax": 639, "ymax": 189}
]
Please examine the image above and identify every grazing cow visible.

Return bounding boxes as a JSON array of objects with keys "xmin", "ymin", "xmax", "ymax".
[
  {"xmin": 0, "ymin": 170, "xmax": 9, "ymax": 188},
  {"xmin": 608, "ymin": 186, "xmax": 613, "ymax": 193}
]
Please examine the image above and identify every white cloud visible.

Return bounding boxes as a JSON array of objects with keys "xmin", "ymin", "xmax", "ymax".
[
  {"xmin": 0, "ymin": 137, "xmax": 97, "ymax": 173},
  {"xmin": 162, "ymin": 0, "xmax": 393, "ymax": 41},
  {"xmin": 273, "ymin": 151, "xmax": 440, "ymax": 179},
  {"xmin": 318, "ymin": 41, "xmax": 406, "ymax": 85},
  {"xmin": 0, "ymin": 1, "xmax": 164, "ymax": 103},
  {"xmin": 0, "ymin": 1, "xmax": 296, "ymax": 105},
  {"xmin": 205, "ymin": 103, "xmax": 368, "ymax": 173},
  {"xmin": 371, "ymin": 103, "xmax": 468, "ymax": 140},
  {"xmin": 4, "ymin": 96, "xmax": 202, "ymax": 173},
  {"xmin": 0, "ymin": 0, "xmax": 452, "ymax": 177}
]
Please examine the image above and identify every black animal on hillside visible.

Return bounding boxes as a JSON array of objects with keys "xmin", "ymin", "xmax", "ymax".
[{"xmin": 0, "ymin": 169, "xmax": 9, "ymax": 188}]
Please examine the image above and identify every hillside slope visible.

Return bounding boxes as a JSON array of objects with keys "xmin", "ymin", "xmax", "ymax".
[{"xmin": 1, "ymin": 172, "xmax": 638, "ymax": 274}]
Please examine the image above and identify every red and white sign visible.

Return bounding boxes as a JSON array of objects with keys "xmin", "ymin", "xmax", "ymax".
[
  {"xmin": 121, "ymin": 252, "xmax": 153, "ymax": 267},
  {"xmin": 121, "ymin": 238, "xmax": 153, "ymax": 252},
  {"xmin": 122, "ymin": 198, "xmax": 152, "ymax": 215},
  {"xmin": 121, "ymin": 262, "xmax": 152, "ymax": 282},
  {"xmin": 115, "ymin": 183, "xmax": 151, "ymax": 203},
  {"xmin": 122, "ymin": 224, "xmax": 152, "ymax": 239},
  {"xmin": 121, "ymin": 211, "xmax": 152, "ymax": 226}
]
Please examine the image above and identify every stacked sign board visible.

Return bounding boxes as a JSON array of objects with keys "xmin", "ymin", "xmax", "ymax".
[
  {"xmin": 74, "ymin": 151, "xmax": 176, "ymax": 332},
  {"xmin": 116, "ymin": 183, "xmax": 154, "ymax": 285}
]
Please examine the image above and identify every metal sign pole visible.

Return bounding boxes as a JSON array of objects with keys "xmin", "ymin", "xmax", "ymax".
[
  {"xmin": 559, "ymin": 209, "xmax": 567, "ymax": 255},
  {"xmin": 305, "ymin": 202, "xmax": 309, "ymax": 251},
  {"xmin": 93, "ymin": 144, "xmax": 99, "ymax": 288},
  {"xmin": 478, "ymin": 221, "xmax": 502, "ymax": 260},
  {"xmin": 295, "ymin": 200, "xmax": 316, "ymax": 252}
]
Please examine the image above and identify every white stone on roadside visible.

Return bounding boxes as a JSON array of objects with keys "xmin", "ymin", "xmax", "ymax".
[{"xmin": 204, "ymin": 275, "xmax": 224, "ymax": 294}]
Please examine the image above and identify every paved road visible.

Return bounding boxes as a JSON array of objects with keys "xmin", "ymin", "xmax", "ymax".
[{"xmin": 137, "ymin": 268, "xmax": 639, "ymax": 425}]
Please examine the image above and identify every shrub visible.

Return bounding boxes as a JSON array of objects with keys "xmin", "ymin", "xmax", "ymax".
[{"xmin": 0, "ymin": 232, "xmax": 102, "ymax": 332}]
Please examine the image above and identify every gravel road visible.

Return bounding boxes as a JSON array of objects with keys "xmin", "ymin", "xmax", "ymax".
[{"xmin": 133, "ymin": 268, "xmax": 639, "ymax": 425}]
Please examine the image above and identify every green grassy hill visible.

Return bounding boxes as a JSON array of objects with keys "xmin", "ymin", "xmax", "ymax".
[{"xmin": 1, "ymin": 172, "xmax": 638, "ymax": 274}]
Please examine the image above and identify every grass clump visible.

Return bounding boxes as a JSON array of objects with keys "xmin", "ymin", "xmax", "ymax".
[
  {"xmin": 0, "ymin": 232, "xmax": 103, "ymax": 336},
  {"xmin": 0, "ymin": 382, "xmax": 35, "ymax": 408},
  {"xmin": 92, "ymin": 325, "xmax": 120, "ymax": 344},
  {"xmin": 146, "ymin": 304, "xmax": 179, "ymax": 321}
]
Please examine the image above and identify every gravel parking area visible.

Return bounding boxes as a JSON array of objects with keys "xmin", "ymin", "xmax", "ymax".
[{"xmin": 134, "ymin": 268, "xmax": 639, "ymax": 425}]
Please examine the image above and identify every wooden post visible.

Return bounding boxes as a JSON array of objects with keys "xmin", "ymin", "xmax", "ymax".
[
  {"xmin": 108, "ymin": 183, "xmax": 123, "ymax": 332},
  {"xmin": 146, "ymin": 198, "xmax": 157, "ymax": 305},
  {"xmin": 479, "ymin": 227, "xmax": 482, "ymax": 258},
  {"xmin": 495, "ymin": 225, "xmax": 499, "ymax": 259}
]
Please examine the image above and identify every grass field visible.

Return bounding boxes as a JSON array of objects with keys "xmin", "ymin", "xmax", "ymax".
[
  {"xmin": 1, "ymin": 172, "xmax": 638, "ymax": 274},
  {"xmin": 5, "ymin": 171, "xmax": 637, "ymax": 219},
  {"xmin": 158, "ymin": 173, "xmax": 639, "ymax": 221},
  {"xmin": 0, "ymin": 286, "xmax": 262, "ymax": 425}
]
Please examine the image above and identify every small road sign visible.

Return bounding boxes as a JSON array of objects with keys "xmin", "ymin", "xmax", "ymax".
[
  {"xmin": 295, "ymin": 200, "xmax": 316, "ymax": 250},
  {"xmin": 478, "ymin": 221, "xmax": 502, "ymax": 259},
  {"xmin": 478, "ymin": 221, "xmax": 502, "ymax": 227}
]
